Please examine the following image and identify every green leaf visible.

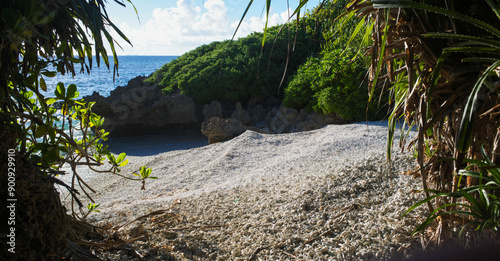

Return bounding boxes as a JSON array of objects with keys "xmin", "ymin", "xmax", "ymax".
[
  {"xmin": 378, "ymin": 1, "xmax": 500, "ymax": 38},
  {"xmin": 26, "ymin": 75, "xmax": 37, "ymax": 86},
  {"xmin": 116, "ymin": 152, "xmax": 126, "ymax": 163},
  {"xmin": 34, "ymin": 126, "xmax": 47, "ymax": 139},
  {"xmin": 486, "ymin": 0, "xmax": 500, "ymax": 21},
  {"xmin": 232, "ymin": 0, "xmax": 254, "ymax": 41},
  {"xmin": 55, "ymin": 82, "xmax": 65, "ymax": 99},
  {"xmin": 56, "ymin": 41, "xmax": 68, "ymax": 56},
  {"xmin": 40, "ymin": 76, "xmax": 47, "ymax": 92},
  {"xmin": 107, "ymin": 154, "xmax": 116, "ymax": 164},
  {"xmin": 46, "ymin": 98, "xmax": 58, "ymax": 105},
  {"xmin": 47, "ymin": 126, "xmax": 56, "ymax": 141},
  {"xmin": 74, "ymin": 100, "xmax": 86, "ymax": 105},
  {"xmin": 261, "ymin": 0, "xmax": 272, "ymax": 46},
  {"xmin": 42, "ymin": 71, "xmax": 57, "ymax": 77},
  {"xmin": 459, "ymin": 190, "xmax": 484, "ymax": 214},
  {"xmin": 423, "ymin": 33, "xmax": 500, "ymax": 48},
  {"xmin": 67, "ymin": 57, "xmax": 82, "ymax": 63},
  {"xmin": 100, "ymin": 131, "xmax": 109, "ymax": 141},
  {"xmin": 403, "ymin": 191, "xmax": 448, "ymax": 218},
  {"xmin": 345, "ymin": 18, "xmax": 368, "ymax": 53},
  {"xmin": 87, "ymin": 203, "xmax": 100, "ymax": 213},
  {"xmin": 66, "ymin": 84, "xmax": 78, "ymax": 99},
  {"xmin": 457, "ymin": 60, "xmax": 500, "ymax": 153},
  {"xmin": 119, "ymin": 159, "xmax": 129, "ymax": 167},
  {"xmin": 138, "ymin": 166, "xmax": 153, "ymax": 179}
]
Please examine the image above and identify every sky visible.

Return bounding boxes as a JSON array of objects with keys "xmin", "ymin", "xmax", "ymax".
[{"xmin": 105, "ymin": 0, "xmax": 320, "ymax": 56}]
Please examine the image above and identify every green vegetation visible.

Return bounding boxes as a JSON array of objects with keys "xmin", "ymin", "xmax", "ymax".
[
  {"xmin": 0, "ymin": 0, "xmax": 153, "ymax": 210},
  {"xmin": 0, "ymin": 0, "xmax": 153, "ymax": 258},
  {"xmin": 348, "ymin": 0, "xmax": 500, "ymax": 243},
  {"xmin": 146, "ymin": 19, "xmax": 322, "ymax": 104},
  {"xmin": 284, "ymin": 48, "xmax": 374, "ymax": 120},
  {"xmin": 284, "ymin": 0, "xmax": 385, "ymax": 121},
  {"xmin": 405, "ymin": 146, "xmax": 500, "ymax": 240},
  {"xmin": 283, "ymin": 1, "xmax": 385, "ymax": 121},
  {"xmin": 252, "ymin": 0, "xmax": 500, "ymax": 246},
  {"xmin": 147, "ymin": 0, "xmax": 383, "ymax": 121}
]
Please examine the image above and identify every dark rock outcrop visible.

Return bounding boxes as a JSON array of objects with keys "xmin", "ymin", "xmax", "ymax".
[
  {"xmin": 200, "ymin": 102, "xmax": 346, "ymax": 144},
  {"xmin": 86, "ymin": 76, "xmax": 199, "ymax": 137},
  {"xmin": 231, "ymin": 102, "xmax": 252, "ymax": 125},
  {"xmin": 266, "ymin": 105, "xmax": 344, "ymax": 133},
  {"xmin": 202, "ymin": 100, "xmax": 223, "ymax": 122},
  {"xmin": 86, "ymin": 78, "xmax": 346, "ymax": 140}
]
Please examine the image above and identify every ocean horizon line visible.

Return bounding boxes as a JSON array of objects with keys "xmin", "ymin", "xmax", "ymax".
[{"xmin": 113, "ymin": 54, "xmax": 179, "ymax": 57}]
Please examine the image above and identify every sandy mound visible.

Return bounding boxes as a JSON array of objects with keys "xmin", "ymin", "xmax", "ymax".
[{"xmin": 60, "ymin": 121, "xmax": 427, "ymax": 260}]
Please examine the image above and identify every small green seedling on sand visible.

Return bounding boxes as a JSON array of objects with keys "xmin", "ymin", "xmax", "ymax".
[
  {"xmin": 83, "ymin": 203, "xmax": 101, "ymax": 220},
  {"xmin": 133, "ymin": 166, "xmax": 157, "ymax": 190}
]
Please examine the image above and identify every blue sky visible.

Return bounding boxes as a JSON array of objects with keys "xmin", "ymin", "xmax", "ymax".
[{"xmin": 105, "ymin": 0, "xmax": 319, "ymax": 55}]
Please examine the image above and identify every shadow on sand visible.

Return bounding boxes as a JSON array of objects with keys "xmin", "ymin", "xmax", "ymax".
[{"xmin": 104, "ymin": 133, "xmax": 209, "ymax": 156}]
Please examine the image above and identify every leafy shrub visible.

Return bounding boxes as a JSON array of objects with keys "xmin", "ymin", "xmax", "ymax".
[
  {"xmin": 146, "ymin": 0, "xmax": 385, "ymax": 121},
  {"xmin": 0, "ymin": 0, "xmax": 156, "ymax": 259},
  {"xmin": 145, "ymin": 11, "xmax": 324, "ymax": 104},
  {"xmin": 284, "ymin": 48, "xmax": 384, "ymax": 121}
]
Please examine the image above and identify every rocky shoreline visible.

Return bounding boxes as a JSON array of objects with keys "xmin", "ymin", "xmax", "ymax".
[{"xmin": 85, "ymin": 76, "xmax": 347, "ymax": 141}]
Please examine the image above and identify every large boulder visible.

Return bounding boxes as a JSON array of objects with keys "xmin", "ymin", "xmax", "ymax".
[
  {"xmin": 86, "ymin": 76, "xmax": 199, "ymax": 137},
  {"xmin": 201, "ymin": 117, "xmax": 249, "ymax": 144}
]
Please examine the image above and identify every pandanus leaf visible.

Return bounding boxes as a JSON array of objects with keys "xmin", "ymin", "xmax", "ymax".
[{"xmin": 457, "ymin": 60, "xmax": 500, "ymax": 153}]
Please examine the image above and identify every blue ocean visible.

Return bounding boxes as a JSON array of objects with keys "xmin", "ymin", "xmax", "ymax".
[
  {"xmin": 42, "ymin": 55, "xmax": 209, "ymax": 155},
  {"xmin": 43, "ymin": 56, "xmax": 177, "ymax": 98}
]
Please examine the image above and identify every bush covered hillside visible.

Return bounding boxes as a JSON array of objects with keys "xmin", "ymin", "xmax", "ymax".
[
  {"xmin": 145, "ymin": 17, "xmax": 322, "ymax": 104},
  {"xmin": 284, "ymin": 1, "xmax": 387, "ymax": 121},
  {"xmin": 146, "ymin": 1, "xmax": 386, "ymax": 121}
]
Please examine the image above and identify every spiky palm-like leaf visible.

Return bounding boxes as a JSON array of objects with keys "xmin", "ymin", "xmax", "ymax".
[{"xmin": 244, "ymin": 0, "xmax": 500, "ymax": 243}]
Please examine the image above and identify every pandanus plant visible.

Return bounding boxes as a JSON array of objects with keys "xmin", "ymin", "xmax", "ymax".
[
  {"xmin": 242, "ymin": 0, "xmax": 500, "ymax": 243},
  {"xmin": 357, "ymin": 0, "xmax": 500, "ymax": 242}
]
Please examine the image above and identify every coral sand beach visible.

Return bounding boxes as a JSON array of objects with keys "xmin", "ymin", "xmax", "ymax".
[{"xmin": 61, "ymin": 121, "xmax": 429, "ymax": 260}]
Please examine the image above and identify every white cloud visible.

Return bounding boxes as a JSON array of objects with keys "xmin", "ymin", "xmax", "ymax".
[
  {"xmin": 194, "ymin": 0, "xmax": 228, "ymax": 34},
  {"xmin": 113, "ymin": 0, "xmax": 294, "ymax": 55}
]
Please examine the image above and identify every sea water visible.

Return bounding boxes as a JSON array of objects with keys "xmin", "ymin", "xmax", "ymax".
[
  {"xmin": 41, "ymin": 55, "xmax": 208, "ymax": 156},
  {"xmin": 42, "ymin": 56, "xmax": 177, "ymax": 98},
  {"xmin": 48, "ymin": 56, "xmax": 206, "ymax": 189},
  {"xmin": 38, "ymin": 56, "xmax": 175, "ymax": 138}
]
